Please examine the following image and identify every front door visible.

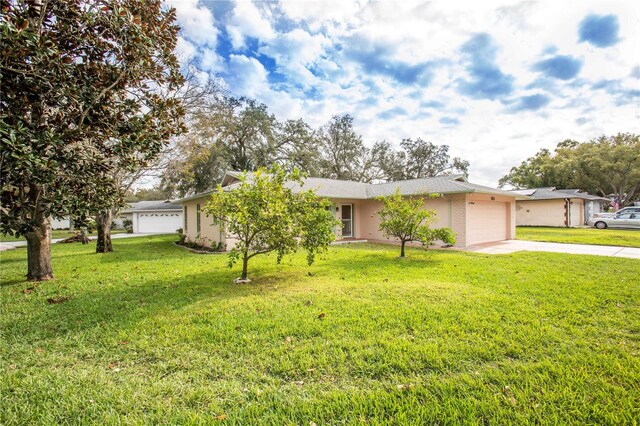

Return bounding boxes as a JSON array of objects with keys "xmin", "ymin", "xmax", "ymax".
[{"xmin": 341, "ymin": 204, "xmax": 353, "ymax": 237}]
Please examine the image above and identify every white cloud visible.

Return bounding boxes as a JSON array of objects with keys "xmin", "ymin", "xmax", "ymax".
[
  {"xmin": 226, "ymin": 54, "xmax": 270, "ymax": 98},
  {"xmin": 175, "ymin": 36, "xmax": 197, "ymax": 61},
  {"xmin": 170, "ymin": 0, "xmax": 640, "ymax": 187},
  {"xmin": 259, "ymin": 29, "xmax": 329, "ymax": 87},
  {"xmin": 227, "ymin": 1, "xmax": 276, "ymax": 49},
  {"xmin": 164, "ymin": 0, "xmax": 218, "ymax": 47},
  {"xmin": 199, "ymin": 49, "xmax": 223, "ymax": 72}
]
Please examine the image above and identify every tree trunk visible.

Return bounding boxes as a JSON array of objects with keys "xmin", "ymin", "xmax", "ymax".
[
  {"xmin": 400, "ymin": 240, "xmax": 406, "ymax": 258},
  {"xmin": 96, "ymin": 209, "xmax": 113, "ymax": 253},
  {"xmin": 241, "ymin": 252, "xmax": 249, "ymax": 280},
  {"xmin": 25, "ymin": 217, "xmax": 53, "ymax": 281}
]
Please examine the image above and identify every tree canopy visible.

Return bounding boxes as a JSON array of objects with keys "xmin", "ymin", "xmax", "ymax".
[
  {"xmin": 162, "ymin": 109, "xmax": 469, "ymax": 196},
  {"xmin": 0, "ymin": 0, "xmax": 185, "ymax": 279},
  {"xmin": 203, "ymin": 166, "xmax": 339, "ymax": 282},
  {"xmin": 500, "ymin": 133, "xmax": 640, "ymax": 206},
  {"xmin": 378, "ymin": 138, "xmax": 469, "ymax": 181}
]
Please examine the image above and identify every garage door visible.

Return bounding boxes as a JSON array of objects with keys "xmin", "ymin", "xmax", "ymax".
[
  {"xmin": 137, "ymin": 212, "xmax": 182, "ymax": 234},
  {"xmin": 466, "ymin": 202, "xmax": 508, "ymax": 246}
]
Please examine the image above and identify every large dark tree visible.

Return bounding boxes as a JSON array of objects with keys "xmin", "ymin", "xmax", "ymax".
[
  {"xmin": 379, "ymin": 138, "xmax": 469, "ymax": 181},
  {"xmin": 498, "ymin": 145, "xmax": 571, "ymax": 190},
  {"xmin": 500, "ymin": 134, "xmax": 639, "ymax": 207},
  {"xmin": 162, "ymin": 96, "xmax": 321, "ymax": 197},
  {"xmin": 316, "ymin": 114, "xmax": 384, "ymax": 182},
  {"xmin": 1, "ymin": 0, "xmax": 185, "ymax": 279}
]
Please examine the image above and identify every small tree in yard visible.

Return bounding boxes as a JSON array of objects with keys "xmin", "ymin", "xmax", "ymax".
[
  {"xmin": 377, "ymin": 189, "xmax": 456, "ymax": 257},
  {"xmin": 204, "ymin": 167, "xmax": 339, "ymax": 282}
]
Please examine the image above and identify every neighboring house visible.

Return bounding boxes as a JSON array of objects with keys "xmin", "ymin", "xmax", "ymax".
[
  {"xmin": 50, "ymin": 217, "xmax": 71, "ymax": 230},
  {"xmin": 122, "ymin": 200, "xmax": 183, "ymax": 234},
  {"xmin": 174, "ymin": 171, "xmax": 524, "ymax": 248},
  {"xmin": 509, "ymin": 187, "xmax": 609, "ymax": 227},
  {"xmin": 112, "ymin": 210, "xmax": 132, "ymax": 229}
]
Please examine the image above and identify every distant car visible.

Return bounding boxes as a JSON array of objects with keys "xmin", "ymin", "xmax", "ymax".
[
  {"xmin": 592, "ymin": 206, "xmax": 640, "ymax": 219},
  {"xmin": 587, "ymin": 212, "xmax": 640, "ymax": 229}
]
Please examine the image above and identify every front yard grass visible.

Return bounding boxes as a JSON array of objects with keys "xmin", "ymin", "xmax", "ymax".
[
  {"xmin": 517, "ymin": 226, "xmax": 640, "ymax": 247},
  {"xmin": 0, "ymin": 229, "xmax": 126, "ymax": 242},
  {"xmin": 1, "ymin": 235, "xmax": 638, "ymax": 424}
]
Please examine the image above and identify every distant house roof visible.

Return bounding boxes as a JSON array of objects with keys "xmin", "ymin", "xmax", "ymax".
[
  {"xmin": 509, "ymin": 187, "xmax": 609, "ymax": 202},
  {"xmin": 174, "ymin": 172, "xmax": 525, "ymax": 203},
  {"xmin": 123, "ymin": 200, "xmax": 182, "ymax": 213}
]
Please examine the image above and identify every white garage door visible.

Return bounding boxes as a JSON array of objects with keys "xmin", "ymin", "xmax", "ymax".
[
  {"xmin": 466, "ymin": 202, "xmax": 508, "ymax": 246},
  {"xmin": 137, "ymin": 212, "xmax": 182, "ymax": 234}
]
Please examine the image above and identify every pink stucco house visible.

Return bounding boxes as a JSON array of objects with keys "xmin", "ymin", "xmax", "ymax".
[{"xmin": 175, "ymin": 171, "xmax": 523, "ymax": 248}]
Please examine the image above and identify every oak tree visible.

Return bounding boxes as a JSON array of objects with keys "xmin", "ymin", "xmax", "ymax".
[
  {"xmin": 499, "ymin": 134, "xmax": 639, "ymax": 206},
  {"xmin": 379, "ymin": 138, "xmax": 469, "ymax": 181}
]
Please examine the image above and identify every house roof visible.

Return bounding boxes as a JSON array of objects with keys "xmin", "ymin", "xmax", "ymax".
[
  {"xmin": 509, "ymin": 187, "xmax": 609, "ymax": 202},
  {"xmin": 174, "ymin": 172, "xmax": 524, "ymax": 204},
  {"xmin": 123, "ymin": 200, "xmax": 182, "ymax": 213}
]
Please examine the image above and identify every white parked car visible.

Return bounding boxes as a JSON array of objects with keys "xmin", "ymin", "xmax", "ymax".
[
  {"xmin": 587, "ymin": 211, "xmax": 640, "ymax": 229},
  {"xmin": 592, "ymin": 206, "xmax": 640, "ymax": 219}
]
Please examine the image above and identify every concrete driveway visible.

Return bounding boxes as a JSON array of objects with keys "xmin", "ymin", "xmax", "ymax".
[
  {"xmin": 465, "ymin": 240, "xmax": 640, "ymax": 259},
  {"xmin": 0, "ymin": 233, "xmax": 152, "ymax": 250}
]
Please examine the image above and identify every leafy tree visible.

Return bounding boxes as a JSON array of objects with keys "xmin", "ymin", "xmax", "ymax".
[
  {"xmin": 377, "ymin": 190, "xmax": 456, "ymax": 257},
  {"xmin": 0, "ymin": 0, "xmax": 184, "ymax": 279},
  {"xmin": 162, "ymin": 96, "xmax": 320, "ymax": 197},
  {"xmin": 380, "ymin": 138, "xmax": 469, "ymax": 181},
  {"xmin": 556, "ymin": 134, "xmax": 640, "ymax": 206},
  {"xmin": 272, "ymin": 118, "xmax": 321, "ymax": 174},
  {"xmin": 499, "ymin": 134, "xmax": 639, "ymax": 206},
  {"xmin": 317, "ymin": 114, "xmax": 376, "ymax": 182},
  {"xmin": 203, "ymin": 166, "xmax": 339, "ymax": 282},
  {"xmin": 125, "ymin": 187, "xmax": 171, "ymax": 202},
  {"xmin": 94, "ymin": 66, "xmax": 221, "ymax": 253},
  {"xmin": 498, "ymin": 146, "xmax": 571, "ymax": 189}
]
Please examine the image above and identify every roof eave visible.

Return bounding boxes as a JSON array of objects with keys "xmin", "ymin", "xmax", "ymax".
[{"xmin": 172, "ymin": 190, "xmax": 215, "ymax": 204}]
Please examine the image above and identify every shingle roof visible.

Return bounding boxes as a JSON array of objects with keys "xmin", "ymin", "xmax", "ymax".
[
  {"xmin": 174, "ymin": 172, "xmax": 521, "ymax": 203},
  {"xmin": 509, "ymin": 187, "xmax": 609, "ymax": 202},
  {"xmin": 123, "ymin": 200, "xmax": 182, "ymax": 212}
]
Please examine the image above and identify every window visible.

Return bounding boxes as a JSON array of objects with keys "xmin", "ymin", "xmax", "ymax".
[
  {"xmin": 183, "ymin": 206, "xmax": 188, "ymax": 231},
  {"xmin": 196, "ymin": 204, "xmax": 201, "ymax": 233}
]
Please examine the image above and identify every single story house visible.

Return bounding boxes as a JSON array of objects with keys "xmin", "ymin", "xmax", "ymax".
[
  {"xmin": 122, "ymin": 200, "xmax": 183, "ymax": 234},
  {"xmin": 509, "ymin": 187, "xmax": 610, "ymax": 227},
  {"xmin": 50, "ymin": 216, "xmax": 71, "ymax": 230},
  {"xmin": 175, "ymin": 172, "xmax": 524, "ymax": 248}
]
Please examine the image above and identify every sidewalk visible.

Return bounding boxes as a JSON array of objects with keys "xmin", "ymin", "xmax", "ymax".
[{"xmin": 464, "ymin": 240, "xmax": 640, "ymax": 259}]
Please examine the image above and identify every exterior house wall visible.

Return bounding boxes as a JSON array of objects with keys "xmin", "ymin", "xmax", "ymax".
[
  {"xmin": 516, "ymin": 199, "xmax": 585, "ymax": 227},
  {"xmin": 350, "ymin": 195, "xmax": 467, "ymax": 247},
  {"xmin": 182, "ymin": 198, "xmax": 222, "ymax": 247},
  {"xmin": 178, "ymin": 192, "xmax": 515, "ymax": 249},
  {"xmin": 113, "ymin": 212, "xmax": 133, "ymax": 229},
  {"xmin": 584, "ymin": 200, "xmax": 605, "ymax": 222},
  {"xmin": 516, "ymin": 199, "xmax": 565, "ymax": 227},
  {"xmin": 50, "ymin": 217, "xmax": 71, "ymax": 230}
]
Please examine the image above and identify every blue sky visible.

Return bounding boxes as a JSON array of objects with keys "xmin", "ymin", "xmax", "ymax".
[{"xmin": 166, "ymin": 0, "xmax": 639, "ymax": 186}]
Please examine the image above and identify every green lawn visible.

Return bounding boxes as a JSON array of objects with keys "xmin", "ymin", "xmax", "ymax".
[
  {"xmin": 517, "ymin": 226, "xmax": 640, "ymax": 247},
  {"xmin": 1, "ymin": 236, "xmax": 639, "ymax": 424},
  {"xmin": 0, "ymin": 229, "xmax": 126, "ymax": 242}
]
